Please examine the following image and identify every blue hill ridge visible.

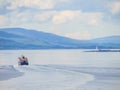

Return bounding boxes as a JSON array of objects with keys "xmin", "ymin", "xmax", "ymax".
[{"xmin": 0, "ymin": 28, "xmax": 120, "ymax": 49}]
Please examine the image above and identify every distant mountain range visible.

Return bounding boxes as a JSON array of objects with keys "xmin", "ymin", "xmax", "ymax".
[{"xmin": 0, "ymin": 28, "xmax": 120, "ymax": 49}]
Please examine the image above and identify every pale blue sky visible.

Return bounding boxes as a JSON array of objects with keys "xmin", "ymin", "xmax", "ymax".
[{"xmin": 0, "ymin": 0, "xmax": 120, "ymax": 39}]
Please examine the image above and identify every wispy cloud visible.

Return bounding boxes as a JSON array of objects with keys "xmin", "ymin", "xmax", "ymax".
[
  {"xmin": 108, "ymin": 1, "xmax": 120, "ymax": 14},
  {"xmin": 6, "ymin": 0, "xmax": 69, "ymax": 10},
  {"xmin": 1, "ymin": 10, "xmax": 103, "ymax": 26},
  {"xmin": 65, "ymin": 31, "xmax": 91, "ymax": 40},
  {"xmin": 6, "ymin": 0, "xmax": 53, "ymax": 10},
  {"xmin": 52, "ymin": 10, "xmax": 103, "ymax": 25},
  {"xmin": 52, "ymin": 11, "xmax": 80, "ymax": 24},
  {"xmin": 78, "ymin": 12, "xmax": 103, "ymax": 26},
  {"xmin": 0, "ymin": 15, "xmax": 7, "ymax": 26}
]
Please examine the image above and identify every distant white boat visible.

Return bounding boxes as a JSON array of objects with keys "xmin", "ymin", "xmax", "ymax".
[{"xmin": 95, "ymin": 46, "xmax": 99, "ymax": 51}]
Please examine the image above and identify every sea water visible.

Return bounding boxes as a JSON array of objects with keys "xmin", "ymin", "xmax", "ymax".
[
  {"xmin": 0, "ymin": 49, "xmax": 120, "ymax": 90},
  {"xmin": 0, "ymin": 49, "xmax": 120, "ymax": 67}
]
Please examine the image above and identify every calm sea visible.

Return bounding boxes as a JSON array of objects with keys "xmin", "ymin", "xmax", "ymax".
[{"xmin": 0, "ymin": 49, "xmax": 120, "ymax": 67}]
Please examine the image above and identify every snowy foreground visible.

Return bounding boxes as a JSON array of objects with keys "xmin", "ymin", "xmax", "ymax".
[{"xmin": 0, "ymin": 65, "xmax": 120, "ymax": 90}]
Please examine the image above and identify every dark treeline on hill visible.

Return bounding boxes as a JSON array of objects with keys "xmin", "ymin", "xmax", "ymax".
[{"xmin": 0, "ymin": 28, "xmax": 120, "ymax": 50}]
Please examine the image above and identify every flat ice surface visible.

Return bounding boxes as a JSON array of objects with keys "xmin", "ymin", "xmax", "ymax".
[{"xmin": 0, "ymin": 65, "xmax": 120, "ymax": 90}]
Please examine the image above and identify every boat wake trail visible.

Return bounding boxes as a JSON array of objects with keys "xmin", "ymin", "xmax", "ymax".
[{"xmin": 0, "ymin": 65, "xmax": 120, "ymax": 90}]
